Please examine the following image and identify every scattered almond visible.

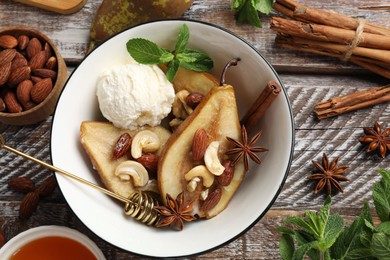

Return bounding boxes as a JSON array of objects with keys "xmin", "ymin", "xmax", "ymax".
[
  {"xmin": 112, "ymin": 133, "xmax": 132, "ymax": 160},
  {"xmin": 0, "ymin": 35, "xmax": 18, "ymax": 49},
  {"xmin": 186, "ymin": 92, "xmax": 204, "ymax": 109},
  {"xmin": 201, "ymin": 187, "xmax": 222, "ymax": 212},
  {"xmin": 36, "ymin": 175, "xmax": 57, "ymax": 197},
  {"xmin": 18, "ymin": 35, "xmax": 29, "ymax": 50},
  {"xmin": 30, "ymin": 78, "xmax": 52, "ymax": 103},
  {"xmin": 217, "ymin": 161, "xmax": 234, "ymax": 186},
  {"xmin": 45, "ymin": 56, "xmax": 57, "ymax": 70},
  {"xmin": 8, "ymin": 177, "xmax": 36, "ymax": 193},
  {"xmin": 16, "ymin": 79, "xmax": 33, "ymax": 104},
  {"xmin": 137, "ymin": 153, "xmax": 159, "ymax": 177},
  {"xmin": 7, "ymin": 66, "xmax": 31, "ymax": 87},
  {"xmin": 3, "ymin": 90, "xmax": 23, "ymax": 113},
  {"xmin": 0, "ymin": 61, "xmax": 11, "ymax": 86},
  {"xmin": 26, "ymin": 37, "xmax": 42, "ymax": 59},
  {"xmin": 32, "ymin": 68, "xmax": 57, "ymax": 80},
  {"xmin": 11, "ymin": 56, "xmax": 28, "ymax": 71},
  {"xmin": 29, "ymin": 51, "xmax": 47, "ymax": 70},
  {"xmin": 192, "ymin": 128, "xmax": 208, "ymax": 161},
  {"xmin": 19, "ymin": 191, "xmax": 40, "ymax": 220},
  {"xmin": 0, "ymin": 49, "xmax": 17, "ymax": 66}
]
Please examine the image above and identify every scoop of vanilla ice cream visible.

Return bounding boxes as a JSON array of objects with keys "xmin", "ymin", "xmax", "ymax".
[{"xmin": 96, "ymin": 62, "xmax": 174, "ymax": 130}]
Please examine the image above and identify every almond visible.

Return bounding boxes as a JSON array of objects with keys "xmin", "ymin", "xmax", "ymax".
[
  {"xmin": 36, "ymin": 175, "xmax": 57, "ymax": 197},
  {"xmin": 17, "ymin": 35, "xmax": 29, "ymax": 50},
  {"xmin": 11, "ymin": 56, "xmax": 28, "ymax": 71},
  {"xmin": 216, "ymin": 160, "xmax": 235, "ymax": 186},
  {"xmin": 0, "ymin": 35, "xmax": 18, "ymax": 49},
  {"xmin": 7, "ymin": 66, "xmax": 31, "ymax": 87},
  {"xmin": 19, "ymin": 191, "xmax": 40, "ymax": 220},
  {"xmin": 192, "ymin": 128, "xmax": 208, "ymax": 161},
  {"xmin": 16, "ymin": 79, "xmax": 33, "ymax": 104},
  {"xmin": 30, "ymin": 78, "xmax": 52, "ymax": 103},
  {"xmin": 43, "ymin": 42, "xmax": 52, "ymax": 59},
  {"xmin": 22, "ymin": 101, "xmax": 36, "ymax": 111},
  {"xmin": 0, "ymin": 97, "xmax": 5, "ymax": 112},
  {"xmin": 201, "ymin": 187, "xmax": 222, "ymax": 212},
  {"xmin": 0, "ymin": 61, "xmax": 11, "ymax": 86},
  {"xmin": 137, "ymin": 154, "xmax": 159, "ymax": 178},
  {"xmin": 186, "ymin": 92, "xmax": 204, "ymax": 109},
  {"xmin": 45, "ymin": 56, "xmax": 57, "ymax": 70},
  {"xmin": 32, "ymin": 68, "xmax": 57, "ymax": 81},
  {"xmin": 31, "ymin": 76, "xmax": 42, "ymax": 84},
  {"xmin": 29, "ymin": 51, "xmax": 47, "ymax": 70},
  {"xmin": 3, "ymin": 90, "xmax": 22, "ymax": 113},
  {"xmin": 112, "ymin": 133, "xmax": 132, "ymax": 160},
  {"xmin": 0, "ymin": 49, "xmax": 17, "ymax": 66},
  {"xmin": 8, "ymin": 177, "xmax": 36, "ymax": 193},
  {"xmin": 26, "ymin": 37, "xmax": 42, "ymax": 59}
]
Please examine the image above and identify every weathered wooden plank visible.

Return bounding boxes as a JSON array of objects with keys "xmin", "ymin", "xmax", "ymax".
[{"xmin": 1, "ymin": 0, "xmax": 390, "ymax": 74}]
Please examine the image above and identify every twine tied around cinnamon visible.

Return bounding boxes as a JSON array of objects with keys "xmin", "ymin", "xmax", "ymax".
[{"xmin": 341, "ymin": 18, "xmax": 366, "ymax": 61}]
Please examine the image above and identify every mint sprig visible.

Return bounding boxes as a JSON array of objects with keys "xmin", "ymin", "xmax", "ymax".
[
  {"xmin": 278, "ymin": 168, "xmax": 390, "ymax": 260},
  {"xmin": 231, "ymin": 0, "xmax": 275, "ymax": 28},
  {"xmin": 126, "ymin": 24, "xmax": 213, "ymax": 82}
]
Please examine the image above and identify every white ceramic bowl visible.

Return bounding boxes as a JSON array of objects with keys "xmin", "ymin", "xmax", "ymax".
[
  {"xmin": 0, "ymin": 226, "xmax": 105, "ymax": 259},
  {"xmin": 50, "ymin": 20, "xmax": 294, "ymax": 257}
]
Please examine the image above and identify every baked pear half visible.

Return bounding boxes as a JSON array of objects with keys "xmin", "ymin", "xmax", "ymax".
[
  {"xmin": 80, "ymin": 121, "xmax": 171, "ymax": 198},
  {"xmin": 158, "ymin": 84, "xmax": 245, "ymax": 219}
]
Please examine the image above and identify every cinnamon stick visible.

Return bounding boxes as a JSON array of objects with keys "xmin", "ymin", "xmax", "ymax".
[
  {"xmin": 275, "ymin": 34, "xmax": 390, "ymax": 78},
  {"xmin": 314, "ymin": 85, "xmax": 390, "ymax": 120},
  {"xmin": 270, "ymin": 17, "xmax": 390, "ymax": 50},
  {"xmin": 274, "ymin": 0, "xmax": 390, "ymax": 36},
  {"xmin": 241, "ymin": 80, "xmax": 281, "ymax": 133}
]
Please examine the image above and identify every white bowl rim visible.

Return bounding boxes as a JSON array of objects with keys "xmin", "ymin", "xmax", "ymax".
[
  {"xmin": 0, "ymin": 225, "xmax": 105, "ymax": 259},
  {"xmin": 49, "ymin": 18, "xmax": 295, "ymax": 257}
]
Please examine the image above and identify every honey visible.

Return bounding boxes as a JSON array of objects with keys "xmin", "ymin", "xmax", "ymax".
[{"xmin": 11, "ymin": 236, "xmax": 97, "ymax": 260}]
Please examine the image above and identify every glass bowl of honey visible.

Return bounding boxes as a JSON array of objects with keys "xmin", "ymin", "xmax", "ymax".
[{"xmin": 0, "ymin": 226, "xmax": 105, "ymax": 260}]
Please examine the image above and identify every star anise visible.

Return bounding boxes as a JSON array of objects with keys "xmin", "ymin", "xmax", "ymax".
[
  {"xmin": 226, "ymin": 125, "xmax": 268, "ymax": 171},
  {"xmin": 154, "ymin": 192, "xmax": 196, "ymax": 230},
  {"xmin": 308, "ymin": 153, "xmax": 350, "ymax": 196},
  {"xmin": 359, "ymin": 121, "xmax": 390, "ymax": 158}
]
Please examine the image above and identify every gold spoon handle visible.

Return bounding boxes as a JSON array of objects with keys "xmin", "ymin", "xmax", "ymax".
[{"xmin": 0, "ymin": 135, "xmax": 131, "ymax": 204}]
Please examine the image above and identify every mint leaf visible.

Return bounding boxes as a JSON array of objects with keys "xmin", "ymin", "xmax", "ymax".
[
  {"xmin": 293, "ymin": 241, "xmax": 319, "ymax": 260},
  {"xmin": 280, "ymin": 234, "xmax": 295, "ymax": 260},
  {"xmin": 231, "ymin": 0, "xmax": 246, "ymax": 9},
  {"xmin": 126, "ymin": 38, "xmax": 172, "ymax": 64},
  {"xmin": 166, "ymin": 59, "xmax": 180, "ymax": 83},
  {"xmin": 376, "ymin": 222, "xmax": 390, "ymax": 235},
  {"xmin": 175, "ymin": 24, "xmax": 190, "ymax": 53},
  {"xmin": 331, "ymin": 202, "xmax": 373, "ymax": 259},
  {"xmin": 254, "ymin": 0, "xmax": 274, "ymax": 14},
  {"xmin": 322, "ymin": 214, "xmax": 344, "ymax": 249},
  {"xmin": 378, "ymin": 168, "xmax": 390, "ymax": 185},
  {"xmin": 373, "ymin": 176, "xmax": 390, "ymax": 222},
  {"xmin": 234, "ymin": 0, "xmax": 262, "ymax": 28},
  {"xmin": 370, "ymin": 233, "xmax": 390, "ymax": 258}
]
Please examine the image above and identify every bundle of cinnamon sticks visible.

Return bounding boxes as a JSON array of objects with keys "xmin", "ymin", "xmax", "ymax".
[{"xmin": 271, "ymin": 0, "xmax": 390, "ymax": 79}]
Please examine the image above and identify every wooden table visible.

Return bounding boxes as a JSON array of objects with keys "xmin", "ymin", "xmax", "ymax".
[{"xmin": 0, "ymin": 0, "xmax": 389, "ymax": 259}]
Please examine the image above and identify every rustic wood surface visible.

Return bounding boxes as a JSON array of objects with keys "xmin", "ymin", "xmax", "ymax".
[{"xmin": 0, "ymin": 0, "xmax": 389, "ymax": 259}]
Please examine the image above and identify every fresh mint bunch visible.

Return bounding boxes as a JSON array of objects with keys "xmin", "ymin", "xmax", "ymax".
[
  {"xmin": 231, "ymin": 0, "xmax": 275, "ymax": 28},
  {"xmin": 126, "ymin": 24, "xmax": 213, "ymax": 82},
  {"xmin": 278, "ymin": 168, "xmax": 390, "ymax": 260}
]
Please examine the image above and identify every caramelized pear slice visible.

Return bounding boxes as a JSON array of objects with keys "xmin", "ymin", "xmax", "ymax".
[
  {"xmin": 158, "ymin": 85, "xmax": 245, "ymax": 218},
  {"xmin": 80, "ymin": 121, "xmax": 171, "ymax": 198}
]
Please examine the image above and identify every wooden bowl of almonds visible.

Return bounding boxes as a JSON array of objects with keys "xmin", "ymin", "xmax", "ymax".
[{"xmin": 0, "ymin": 26, "xmax": 67, "ymax": 125}]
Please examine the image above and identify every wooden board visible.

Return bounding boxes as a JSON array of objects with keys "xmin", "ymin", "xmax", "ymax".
[{"xmin": 14, "ymin": 0, "xmax": 87, "ymax": 14}]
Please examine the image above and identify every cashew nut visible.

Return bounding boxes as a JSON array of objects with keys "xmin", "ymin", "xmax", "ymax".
[
  {"xmin": 187, "ymin": 177, "xmax": 201, "ymax": 192},
  {"xmin": 204, "ymin": 141, "xmax": 225, "ymax": 176},
  {"xmin": 114, "ymin": 160, "xmax": 149, "ymax": 187},
  {"xmin": 200, "ymin": 189, "xmax": 209, "ymax": 201},
  {"xmin": 131, "ymin": 130, "xmax": 161, "ymax": 159},
  {"xmin": 185, "ymin": 165, "xmax": 215, "ymax": 187},
  {"xmin": 172, "ymin": 90, "xmax": 193, "ymax": 119}
]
